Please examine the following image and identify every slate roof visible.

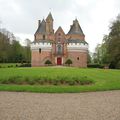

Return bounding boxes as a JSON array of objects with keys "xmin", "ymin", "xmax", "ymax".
[
  {"xmin": 65, "ymin": 39, "xmax": 88, "ymax": 44},
  {"xmin": 55, "ymin": 26, "xmax": 65, "ymax": 34},
  {"xmin": 67, "ymin": 19, "xmax": 84, "ymax": 35},
  {"xmin": 35, "ymin": 19, "xmax": 46, "ymax": 34},
  {"xmin": 32, "ymin": 40, "xmax": 53, "ymax": 43},
  {"xmin": 46, "ymin": 12, "xmax": 53, "ymax": 21}
]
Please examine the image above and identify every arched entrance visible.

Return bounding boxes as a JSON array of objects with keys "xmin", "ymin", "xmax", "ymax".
[{"xmin": 57, "ymin": 57, "xmax": 62, "ymax": 65}]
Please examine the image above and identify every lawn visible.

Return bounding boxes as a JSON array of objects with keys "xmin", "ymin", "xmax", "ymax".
[{"xmin": 0, "ymin": 67, "xmax": 120, "ymax": 93}]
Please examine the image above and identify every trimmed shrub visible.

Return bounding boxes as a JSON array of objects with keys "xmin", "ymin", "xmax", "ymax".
[
  {"xmin": 0, "ymin": 75, "xmax": 94, "ymax": 86},
  {"xmin": 20, "ymin": 63, "xmax": 31, "ymax": 67},
  {"xmin": 39, "ymin": 80, "xmax": 44, "ymax": 85},
  {"xmin": 52, "ymin": 79, "xmax": 59, "ymax": 85},
  {"xmin": 68, "ymin": 81, "xmax": 75, "ymax": 86},
  {"xmin": 87, "ymin": 63, "xmax": 104, "ymax": 68},
  {"xmin": 65, "ymin": 59, "xmax": 72, "ymax": 66},
  {"xmin": 45, "ymin": 60, "xmax": 52, "ymax": 66}
]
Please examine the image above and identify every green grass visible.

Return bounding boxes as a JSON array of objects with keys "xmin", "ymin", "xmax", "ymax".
[{"xmin": 0, "ymin": 67, "xmax": 120, "ymax": 93}]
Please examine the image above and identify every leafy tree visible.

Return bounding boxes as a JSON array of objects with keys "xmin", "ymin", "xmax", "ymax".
[
  {"xmin": 107, "ymin": 15, "xmax": 120, "ymax": 68},
  {"xmin": 87, "ymin": 52, "xmax": 92, "ymax": 64},
  {"xmin": 0, "ymin": 27, "xmax": 31, "ymax": 63},
  {"xmin": 24, "ymin": 39, "xmax": 31, "ymax": 63},
  {"xmin": 65, "ymin": 59, "xmax": 72, "ymax": 66},
  {"xmin": 45, "ymin": 60, "xmax": 52, "ymax": 65},
  {"xmin": 93, "ymin": 14, "xmax": 120, "ymax": 69},
  {"xmin": 93, "ymin": 44, "xmax": 101, "ymax": 64}
]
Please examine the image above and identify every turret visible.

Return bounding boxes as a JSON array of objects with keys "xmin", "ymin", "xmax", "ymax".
[
  {"xmin": 34, "ymin": 19, "xmax": 46, "ymax": 41},
  {"xmin": 68, "ymin": 18, "xmax": 84, "ymax": 35},
  {"xmin": 67, "ymin": 18, "xmax": 85, "ymax": 40},
  {"xmin": 46, "ymin": 12, "xmax": 54, "ymax": 34}
]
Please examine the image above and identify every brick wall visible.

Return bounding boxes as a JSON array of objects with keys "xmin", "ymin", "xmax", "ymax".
[
  {"xmin": 67, "ymin": 51, "xmax": 87, "ymax": 67},
  {"xmin": 66, "ymin": 34, "xmax": 85, "ymax": 40},
  {"xmin": 31, "ymin": 50, "xmax": 52, "ymax": 66}
]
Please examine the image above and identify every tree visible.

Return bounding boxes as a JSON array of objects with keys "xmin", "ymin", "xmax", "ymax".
[
  {"xmin": 45, "ymin": 60, "xmax": 52, "ymax": 65},
  {"xmin": 107, "ymin": 15, "xmax": 120, "ymax": 68},
  {"xmin": 93, "ymin": 44, "xmax": 101, "ymax": 64},
  {"xmin": 87, "ymin": 51, "xmax": 92, "ymax": 64},
  {"xmin": 65, "ymin": 59, "xmax": 72, "ymax": 66},
  {"xmin": 0, "ymin": 27, "xmax": 31, "ymax": 63},
  {"xmin": 93, "ymin": 35, "xmax": 110, "ymax": 65},
  {"xmin": 93, "ymin": 14, "xmax": 120, "ymax": 69},
  {"xmin": 24, "ymin": 39, "xmax": 31, "ymax": 63}
]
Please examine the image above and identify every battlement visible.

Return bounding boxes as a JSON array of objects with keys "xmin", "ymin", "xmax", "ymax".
[
  {"xmin": 67, "ymin": 43, "xmax": 88, "ymax": 51},
  {"xmin": 30, "ymin": 42, "xmax": 52, "ymax": 51}
]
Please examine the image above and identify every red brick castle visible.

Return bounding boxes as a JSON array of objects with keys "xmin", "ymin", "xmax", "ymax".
[{"xmin": 31, "ymin": 12, "xmax": 88, "ymax": 67}]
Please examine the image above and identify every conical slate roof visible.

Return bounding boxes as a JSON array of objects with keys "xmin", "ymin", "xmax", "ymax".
[
  {"xmin": 68, "ymin": 19, "xmax": 84, "ymax": 35},
  {"xmin": 46, "ymin": 12, "xmax": 53, "ymax": 21},
  {"xmin": 35, "ymin": 19, "xmax": 46, "ymax": 34}
]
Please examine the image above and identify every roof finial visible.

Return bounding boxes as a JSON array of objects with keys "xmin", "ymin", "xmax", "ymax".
[
  {"xmin": 75, "ymin": 16, "xmax": 78, "ymax": 21},
  {"xmin": 46, "ymin": 12, "xmax": 53, "ymax": 20},
  {"xmin": 49, "ymin": 7, "xmax": 52, "ymax": 12}
]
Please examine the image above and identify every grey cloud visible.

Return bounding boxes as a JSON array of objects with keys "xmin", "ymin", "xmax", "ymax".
[{"xmin": 0, "ymin": 0, "xmax": 120, "ymax": 52}]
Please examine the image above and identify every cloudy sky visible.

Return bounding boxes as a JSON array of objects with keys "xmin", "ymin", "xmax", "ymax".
[{"xmin": 0, "ymin": 0, "xmax": 120, "ymax": 52}]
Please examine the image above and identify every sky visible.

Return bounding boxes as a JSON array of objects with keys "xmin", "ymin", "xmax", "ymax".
[{"xmin": 0, "ymin": 0, "xmax": 120, "ymax": 52}]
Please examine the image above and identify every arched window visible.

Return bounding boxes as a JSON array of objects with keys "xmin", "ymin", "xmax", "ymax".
[{"xmin": 57, "ymin": 44, "xmax": 62, "ymax": 55}]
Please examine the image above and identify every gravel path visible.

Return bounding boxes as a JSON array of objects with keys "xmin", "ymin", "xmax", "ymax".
[{"xmin": 0, "ymin": 91, "xmax": 120, "ymax": 120}]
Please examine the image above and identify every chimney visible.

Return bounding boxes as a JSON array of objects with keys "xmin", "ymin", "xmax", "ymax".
[{"xmin": 38, "ymin": 20, "xmax": 41, "ymax": 27}]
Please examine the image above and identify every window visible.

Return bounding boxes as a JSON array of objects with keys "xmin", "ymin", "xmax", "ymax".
[
  {"xmin": 58, "ymin": 38, "xmax": 61, "ymax": 42},
  {"xmin": 39, "ymin": 48, "xmax": 41, "ymax": 53},
  {"xmin": 57, "ymin": 44, "xmax": 62, "ymax": 55},
  {"xmin": 77, "ymin": 57, "xmax": 79, "ymax": 60},
  {"xmin": 43, "ymin": 35, "xmax": 45, "ymax": 40},
  {"xmin": 58, "ymin": 33, "xmax": 61, "ymax": 36}
]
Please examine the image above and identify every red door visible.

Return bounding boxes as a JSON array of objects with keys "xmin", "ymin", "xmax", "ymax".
[{"xmin": 57, "ymin": 57, "xmax": 62, "ymax": 65}]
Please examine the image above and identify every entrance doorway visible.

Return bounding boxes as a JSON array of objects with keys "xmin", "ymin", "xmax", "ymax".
[{"xmin": 57, "ymin": 57, "xmax": 62, "ymax": 65}]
